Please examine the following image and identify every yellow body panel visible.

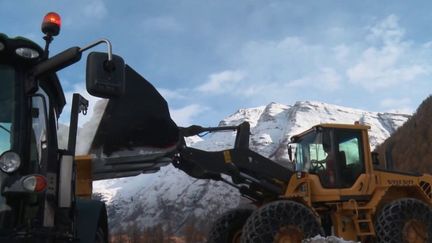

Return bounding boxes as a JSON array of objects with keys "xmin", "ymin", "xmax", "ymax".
[{"xmin": 75, "ymin": 155, "xmax": 93, "ymax": 199}]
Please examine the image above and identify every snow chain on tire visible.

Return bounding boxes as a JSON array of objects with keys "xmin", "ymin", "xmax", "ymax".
[
  {"xmin": 207, "ymin": 208, "xmax": 254, "ymax": 243},
  {"xmin": 241, "ymin": 200, "xmax": 324, "ymax": 243},
  {"xmin": 375, "ymin": 198, "xmax": 432, "ymax": 243}
]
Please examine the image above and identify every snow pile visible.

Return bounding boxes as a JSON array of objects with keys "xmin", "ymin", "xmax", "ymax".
[
  {"xmin": 57, "ymin": 99, "xmax": 108, "ymax": 154},
  {"xmin": 305, "ymin": 235, "xmax": 358, "ymax": 243},
  {"xmin": 76, "ymin": 99, "xmax": 108, "ymax": 155}
]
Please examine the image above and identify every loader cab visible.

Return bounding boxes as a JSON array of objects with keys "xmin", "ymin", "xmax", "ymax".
[
  {"xmin": 0, "ymin": 34, "xmax": 66, "ymax": 232},
  {"xmin": 0, "ymin": 12, "xmax": 179, "ymax": 239},
  {"xmin": 291, "ymin": 124, "xmax": 366, "ymax": 188},
  {"xmin": 0, "ymin": 21, "xmax": 125, "ymax": 238}
]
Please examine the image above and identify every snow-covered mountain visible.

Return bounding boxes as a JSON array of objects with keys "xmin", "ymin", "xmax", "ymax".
[{"xmin": 92, "ymin": 101, "xmax": 410, "ymax": 239}]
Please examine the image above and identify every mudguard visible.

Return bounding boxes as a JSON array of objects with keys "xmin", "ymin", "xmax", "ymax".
[{"xmin": 75, "ymin": 198, "xmax": 108, "ymax": 243}]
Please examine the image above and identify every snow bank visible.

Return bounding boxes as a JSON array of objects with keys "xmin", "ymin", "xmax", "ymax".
[
  {"xmin": 76, "ymin": 99, "xmax": 108, "ymax": 155},
  {"xmin": 305, "ymin": 235, "xmax": 358, "ymax": 243}
]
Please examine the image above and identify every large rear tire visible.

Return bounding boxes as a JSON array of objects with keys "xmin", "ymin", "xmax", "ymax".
[
  {"xmin": 207, "ymin": 208, "xmax": 254, "ymax": 243},
  {"xmin": 241, "ymin": 200, "xmax": 324, "ymax": 243},
  {"xmin": 375, "ymin": 198, "xmax": 432, "ymax": 243}
]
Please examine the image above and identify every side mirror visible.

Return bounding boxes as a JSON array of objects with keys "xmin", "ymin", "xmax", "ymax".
[
  {"xmin": 288, "ymin": 145, "xmax": 292, "ymax": 162},
  {"xmin": 371, "ymin": 152, "xmax": 380, "ymax": 166},
  {"xmin": 86, "ymin": 52, "xmax": 125, "ymax": 98}
]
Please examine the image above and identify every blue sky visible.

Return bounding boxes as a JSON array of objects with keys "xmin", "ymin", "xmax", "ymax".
[{"xmin": 2, "ymin": 1, "xmax": 432, "ymax": 126}]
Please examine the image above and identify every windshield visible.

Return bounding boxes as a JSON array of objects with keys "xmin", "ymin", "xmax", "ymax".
[
  {"xmin": 294, "ymin": 129, "xmax": 329, "ymax": 172},
  {"xmin": 0, "ymin": 65, "xmax": 15, "ymax": 155}
]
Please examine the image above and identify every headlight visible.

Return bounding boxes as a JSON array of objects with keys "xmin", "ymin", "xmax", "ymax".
[
  {"xmin": 15, "ymin": 47, "xmax": 40, "ymax": 59},
  {"xmin": 0, "ymin": 151, "xmax": 21, "ymax": 173},
  {"xmin": 0, "ymin": 42, "xmax": 4, "ymax": 51}
]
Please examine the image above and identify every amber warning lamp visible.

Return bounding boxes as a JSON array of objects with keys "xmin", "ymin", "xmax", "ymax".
[
  {"xmin": 42, "ymin": 12, "xmax": 61, "ymax": 36},
  {"xmin": 41, "ymin": 12, "xmax": 61, "ymax": 58}
]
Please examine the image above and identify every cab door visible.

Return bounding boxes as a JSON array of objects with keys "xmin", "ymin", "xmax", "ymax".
[
  {"xmin": 312, "ymin": 128, "xmax": 366, "ymax": 189},
  {"xmin": 89, "ymin": 65, "xmax": 179, "ymax": 180},
  {"xmin": 333, "ymin": 129, "xmax": 366, "ymax": 188}
]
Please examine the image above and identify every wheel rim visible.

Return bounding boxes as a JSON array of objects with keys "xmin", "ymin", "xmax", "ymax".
[
  {"xmin": 403, "ymin": 219, "xmax": 427, "ymax": 243},
  {"xmin": 232, "ymin": 230, "xmax": 242, "ymax": 243},
  {"xmin": 274, "ymin": 225, "xmax": 304, "ymax": 243}
]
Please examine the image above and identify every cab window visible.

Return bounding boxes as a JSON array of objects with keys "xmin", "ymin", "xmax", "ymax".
[
  {"xmin": 30, "ymin": 89, "xmax": 49, "ymax": 167},
  {"xmin": 309, "ymin": 144, "xmax": 327, "ymax": 164},
  {"xmin": 0, "ymin": 65, "xmax": 15, "ymax": 155},
  {"xmin": 335, "ymin": 129, "xmax": 365, "ymax": 187}
]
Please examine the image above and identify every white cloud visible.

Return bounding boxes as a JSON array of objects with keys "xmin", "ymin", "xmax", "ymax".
[
  {"xmin": 366, "ymin": 15, "xmax": 404, "ymax": 45},
  {"xmin": 333, "ymin": 44, "xmax": 350, "ymax": 63},
  {"xmin": 188, "ymin": 14, "xmax": 432, "ymax": 115},
  {"xmin": 170, "ymin": 104, "xmax": 207, "ymax": 126},
  {"xmin": 61, "ymin": 0, "xmax": 108, "ymax": 28},
  {"xmin": 229, "ymin": 37, "xmax": 330, "ymax": 95},
  {"xmin": 315, "ymin": 68, "xmax": 342, "ymax": 91},
  {"xmin": 158, "ymin": 88, "xmax": 186, "ymax": 100},
  {"xmin": 422, "ymin": 41, "xmax": 432, "ymax": 49},
  {"xmin": 347, "ymin": 46, "xmax": 427, "ymax": 90},
  {"xmin": 379, "ymin": 97, "xmax": 413, "ymax": 114},
  {"xmin": 83, "ymin": 0, "xmax": 108, "ymax": 20},
  {"xmin": 347, "ymin": 15, "xmax": 428, "ymax": 90},
  {"xmin": 240, "ymin": 37, "xmax": 317, "ymax": 72},
  {"xmin": 197, "ymin": 70, "xmax": 245, "ymax": 93},
  {"xmin": 141, "ymin": 16, "xmax": 183, "ymax": 32},
  {"xmin": 239, "ymin": 82, "xmax": 279, "ymax": 97},
  {"xmin": 189, "ymin": 35, "xmax": 347, "ymax": 103},
  {"xmin": 284, "ymin": 68, "xmax": 341, "ymax": 91}
]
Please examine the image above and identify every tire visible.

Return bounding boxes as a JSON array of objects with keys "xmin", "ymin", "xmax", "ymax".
[
  {"xmin": 241, "ymin": 200, "xmax": 324, "ymax": 243},
  {"xmin": 375, "ymin": 198, "xmax": 432, "ymax": 243},
  {"xmin": 207, "ymin": 208, "xmax": 254, "ymax": 243}
]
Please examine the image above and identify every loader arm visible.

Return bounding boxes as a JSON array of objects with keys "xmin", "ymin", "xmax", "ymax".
[{"xmin": 174, "ymin": 122, "xmax": 293, "ymax": 202}]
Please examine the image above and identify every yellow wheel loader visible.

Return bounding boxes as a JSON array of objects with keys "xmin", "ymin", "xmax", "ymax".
[{"xmin": 177, "ymin": 122, "xmax": 432, "ymax": 242}]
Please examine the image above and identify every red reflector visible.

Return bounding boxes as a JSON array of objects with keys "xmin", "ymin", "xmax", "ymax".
[
  {"xmin": 43, "ymin": 12, "xmax": 61, "ymax": 28},
  {"xmin": 35, "ymin": 175, "xmax": 47, "ymax": 192}
]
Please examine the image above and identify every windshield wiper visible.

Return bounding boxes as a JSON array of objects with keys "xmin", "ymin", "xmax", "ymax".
[{"xmin": 0, "ymin": 125, "xmax": 10, "ymax": 134}]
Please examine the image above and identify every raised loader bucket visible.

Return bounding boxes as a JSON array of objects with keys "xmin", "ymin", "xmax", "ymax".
[{"xmin": 89, "ymin": 65, "xmax": 179, "ymax": 180}]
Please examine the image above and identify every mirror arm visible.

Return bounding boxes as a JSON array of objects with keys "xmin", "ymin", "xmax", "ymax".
[
  {"xmin": 32, "ymin": 39, "xmax": 114, "ymax": 78},
  {"xmin": 288, "ymin": 145, "xmax": 292, "ymax": 162},
  {"xmin": 32, "ymin": 47, "xmax": 82, "ymax": 77},
  {"xmin": 79, "ymin": 39, "xmax": 112, "ymax": 61}
]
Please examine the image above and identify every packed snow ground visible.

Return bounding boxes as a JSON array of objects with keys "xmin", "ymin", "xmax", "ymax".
[{"xmin": 305, "ymin": 235, "xmax": 358, "ymax": 243}]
